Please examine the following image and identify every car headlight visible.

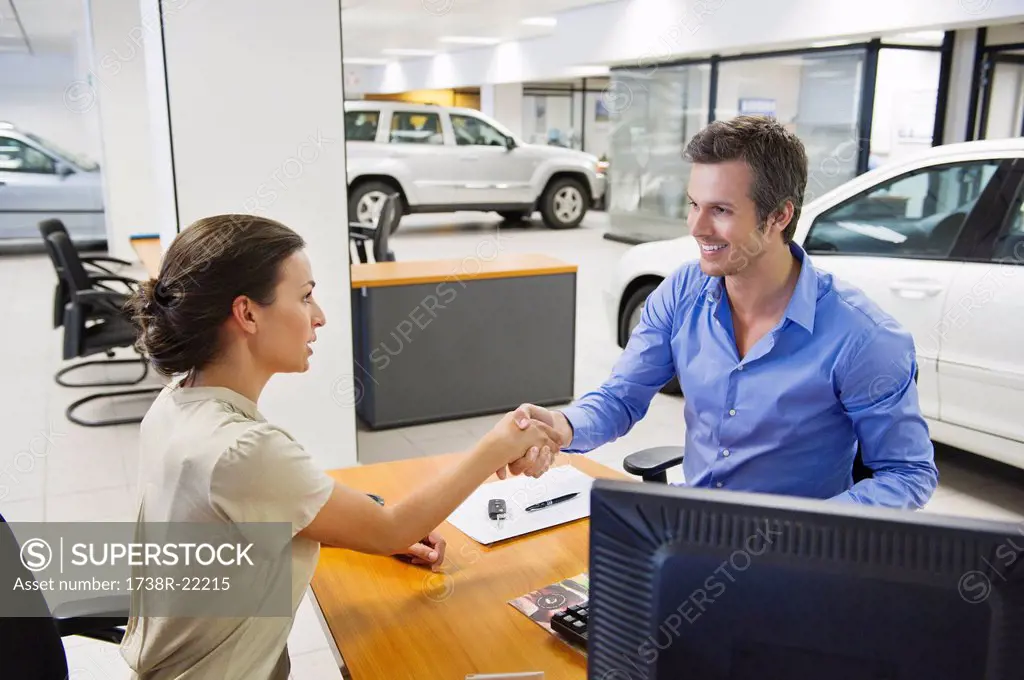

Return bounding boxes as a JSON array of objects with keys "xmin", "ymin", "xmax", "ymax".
[{"xmin": 596, "ymin": 160, "xmax": 609, "ymax": 176}]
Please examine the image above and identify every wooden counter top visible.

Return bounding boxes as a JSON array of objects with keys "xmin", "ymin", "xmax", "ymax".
[
  {"xmin": 311, "ymin": 452, "xmax": 630, "ymax": 680},
  {"xmin": 350, "ymin": 253, "xmax": 577, "ymax": 289}
]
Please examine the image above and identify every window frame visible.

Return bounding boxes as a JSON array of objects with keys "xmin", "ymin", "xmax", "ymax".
[
  {"xmin": 385, "ymin": 109, "xmax": 446, "ymax": 146},
  {"xmin": 0, "ymin": 135, "xmax": 59, "ymax": 175},
  {"xmin": 344, "ymin": 110, "xmax": 382, "ymax": 143},
  {"xmin": 449, "ymin": 112, "xmax": 509, "ymax": 148},
  {"xmin": 803, "ymin": 158, "xmax": 1019, "ymax": 264}
]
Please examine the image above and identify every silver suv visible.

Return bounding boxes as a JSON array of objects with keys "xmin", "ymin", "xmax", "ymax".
[
  {"xmin": 344, "ymin": 101, "xmax": 606, "ymax": 230},
  {"xmin": 0, "ymin": 122, "xmax": 105, "ymax": 245}
]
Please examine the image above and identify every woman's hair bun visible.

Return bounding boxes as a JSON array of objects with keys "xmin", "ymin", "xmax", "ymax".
[{"xmin": 124, "ymin": 215, "xmax": 305, "ymax": 378}]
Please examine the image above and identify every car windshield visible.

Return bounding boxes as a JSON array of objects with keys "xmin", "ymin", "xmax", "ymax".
[{"xmin": 26, "ymin": 133, "xmax": 100, "ymax": 171}]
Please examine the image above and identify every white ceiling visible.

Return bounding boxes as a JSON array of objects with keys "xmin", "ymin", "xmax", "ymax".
[
  {"xmin": 0, "ymin": 0, "xmax": 85, "ymax": 53},
  {"xmin": 1, "ymin": 0, "xmax": 619, "ymax": 58},
  {"xmin": 340, "ymin": 0, "xmax": 617, "ymax": 61}
]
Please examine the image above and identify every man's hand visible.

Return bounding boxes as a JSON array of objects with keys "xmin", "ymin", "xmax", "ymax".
[
  {"xmin": 493, "ymin": 403, "xmax": 573, "ymax": 479},
  {"xmin": 395, "ymin": 530, "xmax": 447, "ymax": 571}
]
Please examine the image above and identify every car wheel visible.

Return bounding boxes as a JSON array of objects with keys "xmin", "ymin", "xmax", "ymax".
[
  {"xmin": 498, "ymin": 210, "xmax": 532, "ymax": 222},
  {"xmin": 540, "ymin": 177, "xmax": 587, "ymax": 229},
  {"xmin": 620, "ymin": 283, "xmax": 683, "ymax": 396},
  {"xmin": 349, "ymin": 181, "xmax": 401, "ymax": 233}
]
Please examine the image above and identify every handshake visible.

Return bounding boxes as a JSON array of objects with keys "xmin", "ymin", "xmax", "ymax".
[{"xmin": 477, "ymin": 403, "xmax": 574, "ymax": 481}]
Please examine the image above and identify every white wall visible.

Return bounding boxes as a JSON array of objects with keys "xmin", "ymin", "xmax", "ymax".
[
  {"xmin": 144, "ymin": 0, "xmax": 357, "ymax": 469},
  {"xmin": 356, "ymin": 0, "xmax": 1024, "ymax": 93},
  {"xmin": 88, "ymin": 0, "xmax": 158, "ymax": 261},
  {"xmin": 0, "ymin": 52, "xmax": 103, "ymax": 161},
  {"xmin": 480, "ymin": 82, "xmax": 523, "ymax": 137}
]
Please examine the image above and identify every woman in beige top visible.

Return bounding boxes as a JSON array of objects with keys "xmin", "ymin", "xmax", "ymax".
[{"xmin": 119, "ymin": 215, "xmax": 560, "ymax": 680}]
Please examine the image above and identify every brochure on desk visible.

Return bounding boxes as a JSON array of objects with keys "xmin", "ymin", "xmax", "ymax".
[
  {"xmin": 446, "ymin": 465, "xmax": 595, "ymax": 545},
  {"xmin": 508, "ymin": 572, "xmax": 589, "ymax": 657}
]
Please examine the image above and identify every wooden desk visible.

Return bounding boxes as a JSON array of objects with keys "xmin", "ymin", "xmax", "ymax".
[
  {"xmin": 349, "ymin": 254, "xmax": 578, "ymax": 430},
  {"xmin": 130, "ymin": 236, "xmax": 162, "ymax": 279},
  {"xmin": 350, "ymin": 253, "xmax": 577, "ymax": 289},
  {"xmin": 311, "ymin": 452, "xmax": 631, "ymax": 680}
]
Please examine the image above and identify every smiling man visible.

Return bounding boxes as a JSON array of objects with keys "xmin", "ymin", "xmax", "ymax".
[{"xmin": 513, "ymin": 115, "xmax": 938, "ymax": 509}]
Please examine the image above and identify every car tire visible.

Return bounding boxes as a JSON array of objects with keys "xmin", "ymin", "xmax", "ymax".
[
  {"xmin": 349, "ymin": 181, "xmax": 402, "ymax": 234},
  {"xmin": 620, "ymin": 283, "xmax": 683, "ymax": 396},
  {"xmin": 540, "ymin": 177, "xmax": 588, "ymax": 229},
  {"xmin": 498, "ymin": 210, "xmax": 532, "ymax": 223}
]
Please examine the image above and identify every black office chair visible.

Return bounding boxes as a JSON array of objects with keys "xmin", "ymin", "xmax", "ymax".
[
  {"xmin": 47, "ymin": 230, "xmax": 163, "ymax": 427},
  {"xmin": 0, "ymin": 512, "xmax": 129, "ymax": 679},
  {"xmin": 623, "ymin": 368, "xmax": 920, "ymax": 484},
  {"xmin": 349, "ymin": 192, "xmax": 399, "ymax": 264},
  {"xmin": 39, "ymin": 219, "xmax": 131, "ymax": 330}
]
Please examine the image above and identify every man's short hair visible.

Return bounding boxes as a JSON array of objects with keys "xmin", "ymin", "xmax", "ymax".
[{"xmin": 683, "ymin": 115, "xmax": 809, "ymax": 242}]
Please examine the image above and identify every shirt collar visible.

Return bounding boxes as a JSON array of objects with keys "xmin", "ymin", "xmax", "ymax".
[
  {"xmin": 784, "ymin": 241, "xmax": 817, "ymax": 333},
  {"xmin": 170, "ymin": 378, "xmax": 264, "ymax": 421},
  {"xmin": 705, "ymin": 241, "xmax": 818, "ymax": 334}
]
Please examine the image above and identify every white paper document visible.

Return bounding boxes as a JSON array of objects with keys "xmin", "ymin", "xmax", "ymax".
[{"xmin": 447, "ymin": 465, "xmax": 596, "ymax": 545}]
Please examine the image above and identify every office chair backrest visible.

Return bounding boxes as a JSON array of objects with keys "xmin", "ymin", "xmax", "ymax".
[
  {"xmin": 47, "ymin": 230, "xmax": 94, "ymax": 295},
  {"xmin": 39, "ymin": 219, "xmax": 70, "ymax": 277},
  {"xmin": 372, "ymin": 193, "xmax": 399, "ymax": 263},
  {"xmin": 0, "ymin": 513, "xmax": 71, "ymax": 679}
]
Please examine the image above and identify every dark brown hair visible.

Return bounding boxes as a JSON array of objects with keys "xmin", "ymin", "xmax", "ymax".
[
  {"xmin": 125, "ymin": 214, "xmax": 305, "ymax": 378},
  {"xmin": 683, "ymin": 115, "xmax": 808, "ymax": 242}
]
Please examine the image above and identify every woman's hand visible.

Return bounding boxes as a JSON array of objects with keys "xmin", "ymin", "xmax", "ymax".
[
  {"xmin": 479, "ymin": 411, "xmax": 560, "ymax": 479},
  {"xmin": 395, "ymin": 530, "xmax": 447, "ymax": 571}
]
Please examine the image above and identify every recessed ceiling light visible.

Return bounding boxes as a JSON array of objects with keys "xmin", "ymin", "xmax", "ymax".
[
  {"xmin": 521, "ymin": 16, "xmax": 557, "ymax": 27},
  {"xmin": 439, "ymin": 36, "xmax": 501, "ymax": 46},
  {"xmin": 381, "ymin": 48, "xmax": 437, "ymax": 57}
]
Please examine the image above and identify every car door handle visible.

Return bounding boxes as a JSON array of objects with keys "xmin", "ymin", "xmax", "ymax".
[{"xmin": 889, "ymin": 280, "xmax": 944, "ymax": 299}]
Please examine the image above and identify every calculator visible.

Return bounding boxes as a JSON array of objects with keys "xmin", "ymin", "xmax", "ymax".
[{"xmin": 550, "ymin": 603, "xmax": 589, "ymax": 647}]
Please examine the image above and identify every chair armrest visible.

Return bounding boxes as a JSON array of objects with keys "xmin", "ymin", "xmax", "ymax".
[
  {"xmin": 623, "ymin": 445, "xmax": 685, "ymax": 483},
  {"xmin": 76, "ymin": 288, "xmax": 130, "ymax": 315},
  {"xmin": 82, "ymin": 255, "xmax": 132, "ymax": 268},
  {"xmin": 53, "ymin": 593, "xmax": 129, "ymax": 640},
  {"xmin": 89, "ymin": 275, "xmax": 141, "ymax": 291},
  {"xmin": 349, "ymin": 224, "xmax": 374, "ymax": 239}
]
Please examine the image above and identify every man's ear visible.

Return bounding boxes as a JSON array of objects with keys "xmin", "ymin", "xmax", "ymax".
[{"xmin": 768, "ymin": 200, "xmax": 795, "ymax": 236}]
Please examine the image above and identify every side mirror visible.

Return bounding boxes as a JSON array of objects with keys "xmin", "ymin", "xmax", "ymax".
[
  {"xmin": 56, "ymin": 162, "xmax": 74, "ymax": 178},
  {"xmin": 505, "ymin": 136, "xmax": 517, "ymax": 151}
]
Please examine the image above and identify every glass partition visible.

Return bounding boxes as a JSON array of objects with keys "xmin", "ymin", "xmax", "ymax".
[
  {"xmin": 716, "ymin": 49, "xmax": 865, "ymax": 204},
  {"xmin": 605, "ymin": 63, "xmax": 710, "ymax": 241},
  {"xmin": 870, "ymin": 48, "xmax": 942, "ymax": 168}
]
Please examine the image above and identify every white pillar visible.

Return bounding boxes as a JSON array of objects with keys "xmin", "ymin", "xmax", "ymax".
[
  {"xmin": 84, "ymin": 0, "xmax": 159, "ymax": 262},
  {"xmin": 141, "ymin": 0, "xmax": 357, "ymax": 469},
  {"xmin": 481, "ymin": 82, "xmax": 524, "ymax": 138},
  {"xmin": 942, "ymin": 29, "xmax": 979, "ymax": 145}
]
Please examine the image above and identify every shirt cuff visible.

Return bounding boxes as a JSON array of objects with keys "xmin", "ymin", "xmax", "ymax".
[{"xmin": 558, "ymin": 405, "xmax": 594, "ymax": 453}]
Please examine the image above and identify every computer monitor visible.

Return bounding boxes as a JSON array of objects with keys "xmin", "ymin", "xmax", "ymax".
[{"xmin": 586, "ymin": 479, "xmax": 1024, "ymax": 680}]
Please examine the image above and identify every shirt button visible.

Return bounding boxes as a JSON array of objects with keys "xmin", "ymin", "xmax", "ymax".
[
  {"xmin": 729, "ymin": 409, "xmax": 736, "ymax": 416},
  {"xmin": 722, "ymin": 449, "xmax": 730, "ymax": 457},
  {"xmin": 738, "ymin": 365, "xmax": 744, "ymax": 371},
  {"xmin": 716, "ymin": 482, "xmax": 723, "ymax": 488}
]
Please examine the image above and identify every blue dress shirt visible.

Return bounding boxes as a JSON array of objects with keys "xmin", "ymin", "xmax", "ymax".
[{"xmin": 562, "ymin": 243, "xmax": 938, "ymax": 509}]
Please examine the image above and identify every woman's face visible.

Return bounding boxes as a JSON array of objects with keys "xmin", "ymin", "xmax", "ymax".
[{"xmin": 252, "ymin": 250, "xmax": 326, "ymax": 374}]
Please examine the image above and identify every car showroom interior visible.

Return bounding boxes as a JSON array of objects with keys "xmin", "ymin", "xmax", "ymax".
[{"xmin": 2, "ymin": 0, "xmax": 1024, "ymax": 678}]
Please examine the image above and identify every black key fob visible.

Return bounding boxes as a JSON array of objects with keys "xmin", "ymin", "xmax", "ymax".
[{"xmin": 488, "ymin": 498, "xmax": 507, "ymax": 520}]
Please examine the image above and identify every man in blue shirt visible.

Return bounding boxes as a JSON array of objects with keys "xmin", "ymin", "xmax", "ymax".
[{"xmin": 509, "ymin": 115, "xmax": 937, "ymax": 509}]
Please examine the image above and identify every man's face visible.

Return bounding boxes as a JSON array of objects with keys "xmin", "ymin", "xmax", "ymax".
[{"xmin": 686, "ymin": 159, "xmax": 783, "ymax": 277}]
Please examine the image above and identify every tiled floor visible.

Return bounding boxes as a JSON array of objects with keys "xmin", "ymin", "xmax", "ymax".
[{"xmin": 4, "ymin": 210, "xmax": 1024, "ymax": 678}]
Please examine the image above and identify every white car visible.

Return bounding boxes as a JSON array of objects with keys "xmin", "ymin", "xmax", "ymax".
[
  {"xmin": 0, "ymin": 122, "xmax": 105, "ymax": 246},
  {"xmin": 344, "ymin": 101, "xmax": 606, "ymax": 230},
  {"xmin": 607, "ymin": 138, "xmax": 1024, "ymax": 471}
]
